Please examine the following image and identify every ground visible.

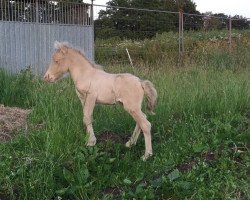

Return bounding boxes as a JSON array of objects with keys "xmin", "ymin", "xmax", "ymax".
[
  {"xmin": 0, "ymin": 105, "xmax": 129, "ymax": 144},
  {"xmin": 0, "ymin": 105, "xmax": 31, "ymax": 142}
]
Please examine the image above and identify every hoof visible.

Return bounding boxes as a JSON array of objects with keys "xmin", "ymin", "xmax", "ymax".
[
  {"xmin": 125, "ymin": 138, "xmax": 137, "ymax": 148},
  {"xmin": 125, "ymin": 140, "xmax": 132, "ymax": 148},
  {"xmin": 87, "ymin": 137, "xmax": 96, "ymax": 146},
  {"xmin": 141, "ymin": 152, "xmax": 153, "ymax": 161}
]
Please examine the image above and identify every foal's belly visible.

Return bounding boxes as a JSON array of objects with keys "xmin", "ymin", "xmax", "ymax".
[{"xmin": 96, "ymin": 88, "xmax": 116, "ymax": 105}]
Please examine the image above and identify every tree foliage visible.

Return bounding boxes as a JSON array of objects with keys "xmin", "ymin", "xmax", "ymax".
[
  {"xmin": 231, "ymin": 15, "xmax": 249, "ymax": 30},
  {"xmin": 203, "ymin": 12, "xmax": 249, "ymax": 31},
  {"xmin": 95, "ymin": 0, "xmax": 250, "ymax": 40},
  {"xmin": 94, "ymin": 0, "xmax": 202, "ymax": 39}
]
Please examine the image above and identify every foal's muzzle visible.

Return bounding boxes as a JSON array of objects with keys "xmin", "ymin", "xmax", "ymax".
[{"xmin": 43, "ymin": 73, "xmax": 55, "ymax": 83}]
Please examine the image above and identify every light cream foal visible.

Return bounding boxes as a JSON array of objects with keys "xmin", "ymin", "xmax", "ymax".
[{"xmin": 44, "ymin": 41, "xmax": 157, "ymax": 160}]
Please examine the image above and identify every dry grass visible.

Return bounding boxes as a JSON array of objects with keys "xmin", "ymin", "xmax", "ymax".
[{"xmin": 0, "ymin": 104, "xmax": 31, "ymax": 141}]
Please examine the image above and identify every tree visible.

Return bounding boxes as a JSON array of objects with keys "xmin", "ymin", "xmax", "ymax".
[
  {"xmin": 203, "ymin": 12, "xmax": 229, "ymax": 31},
  {"xmin": 202, "ymin": 12, "xmax": 249, "ymax": 31},
  {"xmin": 181, "ymin": 0, "xmax": 203, "ymax": 30},
  {"xmin": 231, "ymin": 15, "xmax": 250, "ymax": 30},
  {"xmin": 94, "ymin": 0, "xmax": 202, "ymax": 39}
]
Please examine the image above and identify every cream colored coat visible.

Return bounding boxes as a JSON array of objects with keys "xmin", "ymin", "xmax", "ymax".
[{"xmin": 44, "ymin": 41, "xmax": 157, "ymax": 160}]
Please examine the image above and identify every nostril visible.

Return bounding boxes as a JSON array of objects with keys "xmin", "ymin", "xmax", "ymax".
[{"xmin": 44, "ymin": 74, "xmax": 49, "ymax": 81}]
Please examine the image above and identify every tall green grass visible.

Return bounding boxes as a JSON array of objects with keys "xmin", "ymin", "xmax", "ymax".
[
  {"xmin": 95, "ymin": 30, "xmax": 250, "ymax": 69},
  {"xmin": 0, "ymin": 65, "xmax": 249, "ymax": 199},
  {"xmin": 0, "ymin": 68, "xmax": 35, "ymax": 108}
]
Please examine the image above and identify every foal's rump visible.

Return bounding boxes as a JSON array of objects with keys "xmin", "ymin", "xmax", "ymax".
[
  {"xmin": 114, "ymin": 73, "xmax": 157, "ymax": 114},
  {"xmin": 114, "ymin": 73, "xmax": 144, "ymax": 105}
]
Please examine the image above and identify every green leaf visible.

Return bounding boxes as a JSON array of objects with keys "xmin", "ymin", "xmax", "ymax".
[
  {"xmin": 167, "ymin": 169, "xmax": 180, "ymax": 182},
  {"xmin": 55, "ymin": 187, "xmax": 68, "ymax": 195},
  {"xmin": 193, "ymin": 143, "xmax": 206, "ymax": 153},
  {"xmin": 77, "ymin": 167, "xmax": 89, "ymax": 183},
  {"xmin": 135, "ymin": 183, "xmax": 146, "ymax": 194},
  {"xmin": 123, "ymin": 178, "xmax": 132, "ymax": 185},
  {"xmin": 109, "ymin": 158, "xmax": 116, "ymax": 163},
  {"xmin": 63, "ymin": 168, "xmax": 75, "ymax": 183},
  {"xmin": 151, "ymin": 176, "xmax": 163, "ymax": 188},
  {"xmin": 178, "ymin": 181, "xmax": 192, "ymax": 190}
]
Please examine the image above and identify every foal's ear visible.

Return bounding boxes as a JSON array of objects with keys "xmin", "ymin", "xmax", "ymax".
[
  {"xmin": 54, "ymin": 41, "xmax": 61, "ymax": 49},
  {"xmin": 54, "ymin": 41, "xmax": 68, "ymax": 55},
  {"xmin": 60, "ymin": 46, "xmax": 68, "ymax": 55}
]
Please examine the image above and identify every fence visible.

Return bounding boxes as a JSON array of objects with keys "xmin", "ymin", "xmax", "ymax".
[
  {"xmin": 0, "ymin": 1, "xmax": 249, "ymax": 74},
  {"xmin": 93, "ymin": 4, "xmax": 250, "ymax": 67},
  {"xmin": 0, "ymin": 0, "xmax": 94, "ymax": 75}
]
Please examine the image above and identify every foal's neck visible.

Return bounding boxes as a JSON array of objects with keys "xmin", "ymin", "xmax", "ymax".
[{"xmin": 68, "ymin": 51, "xmax": 94, "ymax": 84}]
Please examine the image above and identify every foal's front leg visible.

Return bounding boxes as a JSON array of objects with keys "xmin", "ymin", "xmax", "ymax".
[{"xmin": 83, "ymin": 94, "xmax": 97, "ymax": 146}]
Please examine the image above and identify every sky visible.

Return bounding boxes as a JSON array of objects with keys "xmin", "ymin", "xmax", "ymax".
[{"xmin": 84, "ymin": 0, "xmax": 250, "ymax": 18}]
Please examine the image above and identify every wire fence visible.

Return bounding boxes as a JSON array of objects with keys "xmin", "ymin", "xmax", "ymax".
[
  {"xmin": 0, "ymin": 1, "xmax": 249, "ymax": 73},
  {"xmin": 0, "ymin": 0, "xmax": 91, "ymax": 25},
  {"xmin": 93, "ymin": 4, "xmax": 250, "ymax": 67}
]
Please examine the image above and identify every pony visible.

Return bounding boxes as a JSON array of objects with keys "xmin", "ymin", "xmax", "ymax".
[{"xmin": 44, "ymin": 41, "xmax": 157, "ymax": 160}]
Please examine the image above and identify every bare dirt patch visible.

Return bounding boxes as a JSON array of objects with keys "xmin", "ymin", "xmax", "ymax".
[
  {"xmin": 0, "ymin": 104, "xmax": 31, "ymax": 142},
  {"xmin": 99, "ymin": 131, "xmax": 130, "ymax": 144}
]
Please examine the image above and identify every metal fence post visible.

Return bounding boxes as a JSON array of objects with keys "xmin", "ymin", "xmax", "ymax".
[
  {"xmin": 35, "ymin": 0, "xmax": 39, "ymax": 23},
  {"xmin": 179, "ymin": 9, "xmax": 184, "ymax": 63},
  {"xmin": 91, "ymin": 0, "xmax": 95, "ymax": 61},
  {"xmin": 229, "ymin": 16, "xmax": 232, "ymax": 52},
  {"xmin": 179, "ymin": 10, "xmax": 181, "ymax": 59},
  {"xmin": 181, "ymin": 11, "xmax": 184, "ymax": 54}
]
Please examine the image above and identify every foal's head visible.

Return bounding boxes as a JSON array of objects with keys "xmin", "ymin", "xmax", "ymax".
[{"xmin": 44, "ymin": 41, "xmax": 71, "ymax": 83}]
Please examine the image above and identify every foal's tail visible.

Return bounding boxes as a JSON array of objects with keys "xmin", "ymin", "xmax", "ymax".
[{"xmin": 141, "ymin": 80, "xmax": 157, "ymax": 115}]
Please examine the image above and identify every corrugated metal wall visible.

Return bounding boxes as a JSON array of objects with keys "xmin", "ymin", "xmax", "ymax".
[{"xmin": 0, "ymin": 21, "xmax": 93, "ymax": 75}]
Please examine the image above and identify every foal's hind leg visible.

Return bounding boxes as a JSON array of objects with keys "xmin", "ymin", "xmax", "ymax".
[
  {"xmin": 124, "ymin": 105, "xmax": 152, "ymax": 161},
  {"xmin": 126, "ymin": 112, "xmax": 148, "ymax": 147},
  {"xmin": 125, "ymin": 124, "xmax": 141, "ymax": 147}
]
